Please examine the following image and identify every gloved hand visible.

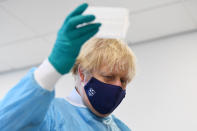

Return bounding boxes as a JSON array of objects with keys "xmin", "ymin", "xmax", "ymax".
[{"xmin": 48, "ymin": 3, "xmax": 101, "ymax": 74}]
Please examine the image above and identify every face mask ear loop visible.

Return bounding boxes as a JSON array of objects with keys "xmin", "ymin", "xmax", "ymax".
[
  {"xmin": 77, "ymin": 66, "xmax": 93, "ymax": 97},
  {"xmin": 80, "ymin": 72, "xmax": 93, "ymax": 99},
  {"xmin": 80, "ymin": 73, "xmax": 88, "ymax": 93},
  {"xmin": 79, "ymin": 69, "xmax": 87, "ymax": 96}
]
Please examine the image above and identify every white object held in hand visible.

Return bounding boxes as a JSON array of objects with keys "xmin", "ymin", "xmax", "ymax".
[{"xmin": 84, "ymin": 6, "xmax": 130, "ymax": 40}]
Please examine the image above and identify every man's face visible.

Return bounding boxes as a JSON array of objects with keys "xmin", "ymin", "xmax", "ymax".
[
  {"xmin": 80, "ymin": 65, "xmax": 129, "ymax": 117},
  {"xmin": 92, "ymin": 65, "xmax": 128, "ymax": 90}
]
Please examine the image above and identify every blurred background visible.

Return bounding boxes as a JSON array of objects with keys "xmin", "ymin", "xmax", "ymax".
[{"xmin": 0, "ymin": 0, "xmax": 197, "ymax": 131}]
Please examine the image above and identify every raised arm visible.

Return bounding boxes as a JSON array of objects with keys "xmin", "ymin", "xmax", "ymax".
[{"xmin": 0, "ymin": 3, "xmax": 101, "ymax": 130}]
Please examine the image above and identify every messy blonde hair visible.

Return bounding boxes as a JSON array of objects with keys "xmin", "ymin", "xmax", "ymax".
[{"xmin": 72, "ymin": 38, "xmax": 136, "ymax": 83}]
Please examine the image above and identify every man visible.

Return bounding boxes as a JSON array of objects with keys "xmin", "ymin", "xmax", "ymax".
[{"xmin": 0, "ymin": 3, "xmax": 136, "ymax": 131}]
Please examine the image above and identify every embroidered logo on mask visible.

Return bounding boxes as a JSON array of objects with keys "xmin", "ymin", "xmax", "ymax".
[{"xmin": 88, "ymin": 88, "xmax": 96, "ymax": 96}]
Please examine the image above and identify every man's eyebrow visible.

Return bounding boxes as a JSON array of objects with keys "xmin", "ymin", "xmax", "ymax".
[
  {"xmin": 99, "ymin": 72, "xmax": 114, "ymax": 76},
  {"xmin": 99, "ymin": 70, "xmax": 128, "ymax": 77},
  {"xmin": 101, "ymin": 72, "xmax": 123, "ymax": 77}
]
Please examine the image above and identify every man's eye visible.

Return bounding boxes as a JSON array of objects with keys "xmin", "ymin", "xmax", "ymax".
[{"xmin": 104, "ymin": 76, "xmax": 113, "ymax": 79}]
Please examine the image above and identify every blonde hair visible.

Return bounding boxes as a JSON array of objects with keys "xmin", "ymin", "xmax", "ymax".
[{"xmin": 72, "ymin": 38, "xmax": 136, "ymax": 83}]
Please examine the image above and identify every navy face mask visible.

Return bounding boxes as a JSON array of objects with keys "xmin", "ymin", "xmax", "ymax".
[{"xmin": 84, "ymin": 77, "xmax": 126, "ymax": 114}]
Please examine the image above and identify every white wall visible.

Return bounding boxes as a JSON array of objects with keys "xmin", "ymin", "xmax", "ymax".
[
  {"xmin": 0, "ymin": 32, "xmax": 197, "ymax": 131},
  {"xmin": 120, "ymin": 32, "xmax": 197, "ymax": 131}
]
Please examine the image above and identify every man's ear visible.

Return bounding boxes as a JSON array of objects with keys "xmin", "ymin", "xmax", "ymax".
[{"xmin": 78, "ymin": 66, "xmax": 85, "ymax": 82}]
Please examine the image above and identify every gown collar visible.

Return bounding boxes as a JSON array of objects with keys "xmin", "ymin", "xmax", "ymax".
[
  {"xmin": 65, "ymin": 87, "xmax": 87, "ymax": 108},
  {"xmin": 65, "ymin": 87, "xmax": 114, "ymax": 125}
]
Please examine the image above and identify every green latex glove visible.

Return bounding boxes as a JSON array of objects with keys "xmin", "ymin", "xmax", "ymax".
[{"xmin": 48, "ymin": 3, "xmax": 101, "ymax": 74}]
